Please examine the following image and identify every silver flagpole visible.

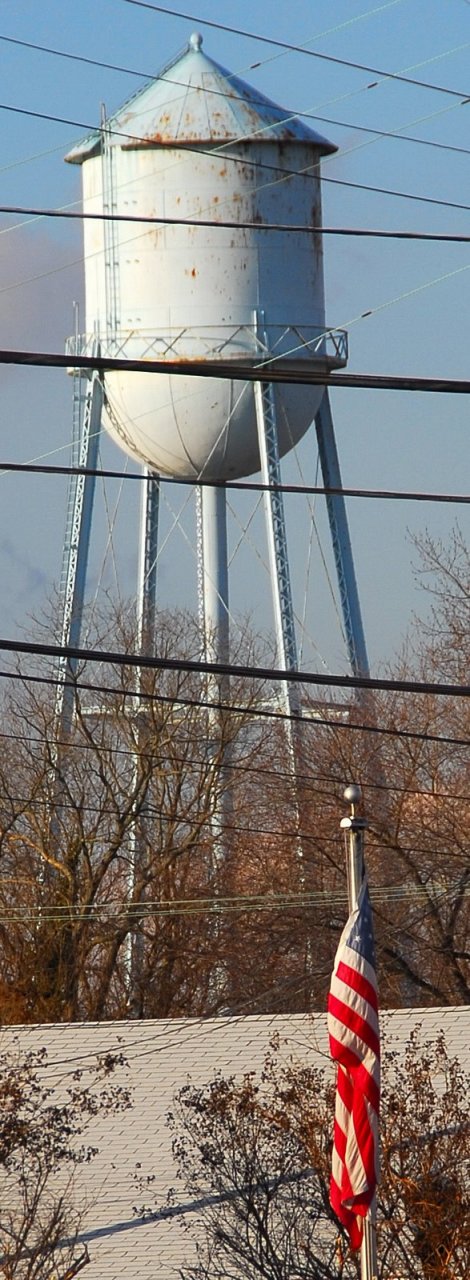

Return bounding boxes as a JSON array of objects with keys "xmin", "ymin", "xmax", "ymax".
[{"xmin": 340, "ymin": 783, "xmax": 379, "ymax": 1280}]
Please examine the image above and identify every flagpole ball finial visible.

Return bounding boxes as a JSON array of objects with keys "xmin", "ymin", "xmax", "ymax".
[{"xmin": 344, "ymin": 783, "xmax": 362, "ymax": 807}]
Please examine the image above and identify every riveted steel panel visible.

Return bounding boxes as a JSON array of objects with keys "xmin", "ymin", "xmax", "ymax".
[{"xmin": 72, "ymin": 38, "xmax": 343, "ymax": 481}]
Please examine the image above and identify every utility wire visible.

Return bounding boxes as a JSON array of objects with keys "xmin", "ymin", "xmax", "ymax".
[
  {"xmin": 7, "ymin": 992, "xmax": 451, "ymax": 1084},
  {"xmin": 1, "ymin": 633, "xmax": 469, "ymax": 698},
  {"xmin": 0, "ymin": 1, "xmax": 409, "ymax": 97},
  {"xmin": 316, "ymin": 173, "xmax": 470, "ymax": 215},
  {"xmin": 3, "ymin": 33, "xmax": 470, "ymax": 162},
  {"xmin": 1, "ymin": 459, "xmax": 468, "ymax": 506},
  {"xmin": 3, "ymin": 788, "xmax": 470, "ymax": 852},
  {"xmin": 2, "ymin": 346, "xmax": 470, "ymax": 392},
  {"xmin": 1, "ymin": 220, "xmax": 468, "ymax": 341},
  {"xmin": 2, "ymin": 99, "xmax": 470, "ymax": 225},
  {"xmin": 5, "ymin": 203, "xmax": 470, "ymax": 242},
  {"xmin": 120, "ymin": 0, "xmax": 470, "ymax": 101},
  {"xmin": 3, "ymin": 721, "xmax": 470, "ymax": 788},
  {"xmin": 1, "ymin": 17, "xmax": 470, "ymax": 315},
  {"xmin": 293, "ymin": 111, "xmax": 470, "ymax": 160},
  {"xmin": 4, "ymin": 201, "xmax": 470, "ymax": 319},
  {"xmin": 0, "ymin": 884, "xmax": 467, "ymax": 928},
  {"xmin": 1, "ymin": 678, "xmax": 468, "ymax": 749},
  {"xmin": 2, "ymin": 788, "xmax": 469, "ymax": 843},
  {"xmin": 7, "ymin": 3, "xmax": 461, "ymax": 115}
]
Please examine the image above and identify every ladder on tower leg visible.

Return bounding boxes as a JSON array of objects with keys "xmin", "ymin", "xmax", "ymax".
[
  {"xmin": 58, "ymin": 367, "xmax": 84, "ymax": 606},
  {"xmin": 254, "ymin": 318, "xmax": 307, "ymax": 941},
  {"xmin": 55, "ymin": 362, "xmax": 104, "ymax": 740},
  {"xmin": 253, "ymin": 316, "xmax": 301, "ymax": 719},
  {"xmin": 314, "ymin": 390, "xmax": 370, "ymax": 679},
  {"xmin": 101, "ymin": 104, "xmax": 120, "ymax": 345},
  {"xmin": 195, "ymin": 485, "xmax": 206, "ymax": 655},
  {"xmin": 137, "ymin": 468, "xmax": 160, "ymax": 655}
]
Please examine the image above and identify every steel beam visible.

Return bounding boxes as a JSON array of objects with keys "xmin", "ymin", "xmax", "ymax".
[
  {"xmin": 137, "ymin": 467, "xmax": 160, "ymax": 654},
  {"xmin": 253, "ymin": 353, "xmax": 300, "ymax": 717},
  {"xmin": 314, "ymin": 389, "xmax": 370, "ymax": 679},
  {"xmin": 55, "ymin": 365, "xmax": 103, "ymax": 739}
]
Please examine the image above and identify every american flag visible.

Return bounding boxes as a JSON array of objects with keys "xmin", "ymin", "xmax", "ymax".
[{"xmin": 327, "ymin": 875, "xmax": 380, "ymax": 1251}]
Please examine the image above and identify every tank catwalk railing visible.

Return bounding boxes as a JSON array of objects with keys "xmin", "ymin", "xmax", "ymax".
[{"xmin": 65, "ymin": 324, "xmax": 348, "ymax": 368}]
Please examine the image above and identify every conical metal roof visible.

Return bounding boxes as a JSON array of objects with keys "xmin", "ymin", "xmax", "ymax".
[{"xmin": 66, "ymin": 32, "xmax": 336, "ymax": 163}]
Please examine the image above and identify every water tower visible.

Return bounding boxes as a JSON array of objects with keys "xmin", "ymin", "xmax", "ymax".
[{"xmin": 57, "ymin": 33, "xmax": 368, "ymax": 728}]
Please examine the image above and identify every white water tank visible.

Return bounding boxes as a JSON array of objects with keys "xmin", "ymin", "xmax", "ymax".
[{"xmin": 66, "ymin": 33, "xmax": 346, "ymax": 481}]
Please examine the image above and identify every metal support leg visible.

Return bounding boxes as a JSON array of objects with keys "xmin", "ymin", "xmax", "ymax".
[
  {"xmin": 137, "ymin": 467, "xmax": 160, "ymax": 655},
  {"xmin": 199, "ymin": 483, "xmax": 230, "ymax": 670},
  {"xmin": 253, "ymin": 376, "xmax": 300, "ymax": 718},
  {"xmin": 55, "ymin": 364, "xmax": 104, "ymax": 740},
  {"xmin": 127, "ymin": 468, "xmax": 160, "ymax": 1014},
  {"xmin": 197, "ymin": 485, "xmax": 232, "ymax": 1007},
  {"xmin": 46, "ymin": 359, "xmax": 103, "ymax": 900},
  {"xmin": 195, "ymin": 485, "xmax": 206, "ymax": 653},
  {"xmin": 254, "ymin": 370, "xmax": 311, "ymax": 998},
  {"xmin": 196, "ymin": 481, "xmax": 230, "ymax": 757},
  {"xmin": 314, "ymin": 391, "xmax": 370, "ymax": 679}
]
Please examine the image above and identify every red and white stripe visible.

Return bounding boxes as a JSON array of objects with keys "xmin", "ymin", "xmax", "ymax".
[{"xmin": 327, "ymin": 889, "xmax": 380, "ymax": 1250}]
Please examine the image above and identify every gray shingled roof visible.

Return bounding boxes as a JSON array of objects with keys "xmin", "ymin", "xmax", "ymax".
[{"xmin": 2, "ymin": 1009, "xmax": 469, "ymax": 1280}]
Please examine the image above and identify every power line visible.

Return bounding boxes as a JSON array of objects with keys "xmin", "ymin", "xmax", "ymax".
[
  {"xmin": 3, "ymin": 786, "xmax": 470, "ymax": 841},
  {"xmin": 3, "ymin": 97, "xmax": 470, "ymax": 226},
  {"xmin": 1, "ymin": 198, "xmax": 469, "ymax": 327},
  {"xmin": 8, "ymin": 988, "xmax": 449, "ymax": 1084},
  {"xmin": 0, "ymin": 882, "xmax": 467, "ymax": 928},
  {"xmin": 0, "ymin": 32, "xmax": 160, "ymax": 82},
  {"xmin": 1, "ymin": 662, "xmax": 470, "ymax": 743},
  {"xmin": 1, "ymin": 677, "xmax": 468, "ymax": 750},
  {"xmin": 2, "ymin": 346, "xmax": 470, "ymax": 392},
  {"xmin": 5, "ymin": 202, "xmax": 470, "ymax": 243},
  {"xmin": 3, "ymin": 794, "xmax": 470, "ymax": 869},
  {"xmin": 2, "ymin": 206, "xmax": 467, "ymax": 330},
  {"xmin": 0, "ymin": 798, "xmax": 336, "ymax": 847},
  {"xmin": 2, "ymin": 33, "xmax": 470, "ymax": 163},
  {"xmin": 284, "ymin": 171, "xmax": 470, "ymax": 215},
  {"xmin": 120, "ymin": 0, "xmax": 470, "ymax": 101},
  {"xmin": 1, "ymin": 458, "xmax": 468, "ymax": 506},
  {"xmin": 1, "ymin": 633, "xmax": 469, "ymax": 698},
  {"xmin": 296, "ymin": 112, "xmax": 470, "ymax": 160},
  {"xmin": 0, "ymin": 23, "xmax": 470, "ymax": 332},
  {"xmin": 3, "ymin": 738, "xmax": 470, "ymax": 810}
]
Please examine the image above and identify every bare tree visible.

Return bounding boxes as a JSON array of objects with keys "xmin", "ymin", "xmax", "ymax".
[
  {"xmin": 0, "ymin": 606, "xmax": 291, "ymax": 1022},
  {"xmin": 302, "ymin": 528, "xmax": 470, "ymax": 1009},
  {"xmin": 0, "ymin": 1039, "xmax": 130, "ymax": 1280},
  {"xmin": 0, "ymin": 525, "xmax": 468, "ymax": 1022},
  {"xmin": 161, "ymin": 1029, "xmax": 469, "ymax": 1280}
]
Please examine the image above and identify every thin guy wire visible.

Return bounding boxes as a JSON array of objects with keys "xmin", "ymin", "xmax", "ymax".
[
  {"xmin": 2, "ymin": 722, "xmax": 470, "ymax": 801},
  {"xmin": 120, "ymin": 0, "xmax": 470, "ymax": 101},
  {"xmin": 14, "ymin": 16, "xmax": 470, "ymax": 161},
  {"xmin": 1, "ymin": 666, "xmax": 469, "ymax": 743},
  {"xmin": 0, "ymin": 1, "xmax": 408, "ymax": 91},
  {"xmin": 2, "ymin": 787, "xmax": 470, "ymax": 841},
  {"xmin": 1, "ymin": 94, "xmax": 470, "ymax": 248},
  {"xmin": 0, "ymin": 884, "xmax": 467, "ymax": 928}
]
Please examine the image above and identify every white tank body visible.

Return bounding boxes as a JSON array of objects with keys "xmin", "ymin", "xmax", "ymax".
[{"xmin": 67, "ymin": 35, "xmax": 346, "ymax": 481}]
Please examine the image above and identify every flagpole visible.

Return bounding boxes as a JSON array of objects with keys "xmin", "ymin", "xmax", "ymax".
[{"xmin": 340, "ymin": 783, "xmax": 379, "ymax": 1280}]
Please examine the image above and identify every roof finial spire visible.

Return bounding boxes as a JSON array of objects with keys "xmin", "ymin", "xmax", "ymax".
[{"xmin": 189, "ymin": 31, "xmax": 203, "ymax": 51}]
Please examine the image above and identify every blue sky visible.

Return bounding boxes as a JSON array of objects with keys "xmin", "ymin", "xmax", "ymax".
[{"xmin": 0, "ymin": 0, "xmax": 469, "ymax": 672}]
